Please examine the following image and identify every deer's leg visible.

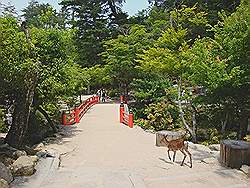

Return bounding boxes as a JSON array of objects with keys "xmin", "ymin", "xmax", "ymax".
[
  {"xmin": 167, "ymin": 149, "xmax": 171, "ymax": 161},
  {"xmin": 173, "ymin": 151, "xmax": 176, "ymax": 162},
  {"xmin": 180, "ymin": 149, "xmax": 187, "ymax": 166},
  {"xmin": 184, "ymin": 149, "xmax": 192, "ymax": 168}
]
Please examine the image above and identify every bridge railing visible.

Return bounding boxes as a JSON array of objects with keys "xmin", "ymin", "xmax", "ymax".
[
  {"xmin": 62, "ymin": 96, "xmax": 100, "ymax": 126},
  {"xmin": 119, "ymin": 102, "xmax": 133, "ymax": 128}
]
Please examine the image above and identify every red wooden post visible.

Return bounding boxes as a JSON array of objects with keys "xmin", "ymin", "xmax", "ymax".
[
  {"xmin": 75, "ymin": 107, "xmax": 80, "ymax": 123},
  {"xmin": 120, "ymin": 103, "xmax": 124, "ymax": 123},
  {"xmin": 62, "ymin": 111, "xmax": 67, "ymax": 125},
  {"xmin": 128, "ymin": 112, "xmax": 133, "ymax": 128},
  {"xmin": 120, "ymin": 95, "xmax": 124, "ymax": 103}
]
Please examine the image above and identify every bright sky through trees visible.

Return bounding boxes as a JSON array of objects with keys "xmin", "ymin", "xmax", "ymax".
[{"xmin": 0, "ymin": 0, "xmax": 149, "ymax": 16}]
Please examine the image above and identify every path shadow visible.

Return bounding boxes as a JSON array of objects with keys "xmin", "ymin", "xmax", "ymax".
[
  {"xmin": 44, "ymin": 125, "xmax": 83, "ymax": 145},
  {"xmin": 159, "ymin": 157, "xmax": 192, "ymax": 168},
  {"xmin": 159, "ymin": 157, "xmax": 174, "ymax": 165}
]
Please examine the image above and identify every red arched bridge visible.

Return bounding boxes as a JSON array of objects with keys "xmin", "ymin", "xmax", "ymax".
[{"xmin": 62, "ymin": 95, "xmax": 134, "ymax": 128}]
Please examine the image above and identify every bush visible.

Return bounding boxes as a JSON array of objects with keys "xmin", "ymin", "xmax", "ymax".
[{"xmin": 138, "ymin": 100, "xmax": 181, "ymax": 131}]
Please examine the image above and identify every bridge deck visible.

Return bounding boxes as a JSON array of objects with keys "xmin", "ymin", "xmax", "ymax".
[{"xmin": 13, "ymin": 104, "xmax": 248, "ymax": 188}]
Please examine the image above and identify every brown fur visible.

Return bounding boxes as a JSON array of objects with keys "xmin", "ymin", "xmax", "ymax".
[{"xmin": 160, "ymin": 136, "xmax": 192, "ymax": 168}]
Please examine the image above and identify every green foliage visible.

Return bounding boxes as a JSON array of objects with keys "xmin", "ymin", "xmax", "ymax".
[
  {"xmin": 102, "ymin": 25, "xmax": 151, "ymax": 90},
  {"xmin": 131, "ymin": 73, "xmax": 171, "ymax": 104},
  {"xmin": 29, "ymin": 27, "xmax": 88, "ymax": 112},
  {"xmin": 22, "ymin": 0, "xmax": 59, "ymax": 28},
  {"xmin": 86, "ymin": 65, "xmax": 110, "ymax": 89},
  {"xmin": 0, "ymin": 16, "xmax": 38, "ymax": 95},
  {"xmin": 138, "ymin": 100, "xmax": 181, "ymax": 131},
  {"xmin": 1, "ymin": 14, "xmax": 88, "ymax": 130}
]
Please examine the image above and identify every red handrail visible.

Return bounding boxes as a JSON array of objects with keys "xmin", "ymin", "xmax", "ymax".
[
  {"xmin": 119, "ymin": 103, "xmax": 133, "ymax": 128},
  {"xmin": 62, "ymin": 96, "xmax": 100, "ymax": 126}
]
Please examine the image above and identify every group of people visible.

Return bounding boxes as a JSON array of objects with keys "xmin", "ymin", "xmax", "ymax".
[{"xmin": 96, "ymin": 89, "xmax": 107, "ymax": 103}]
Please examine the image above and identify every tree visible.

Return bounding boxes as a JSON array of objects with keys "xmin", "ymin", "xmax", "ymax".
[
  {"xmin": 135, "ymin": 5, "xmax": 208, "ymax": 142},
  {"xmin": 1, "ymin": 13, "xmax": 88, "ymax": 147},
  {"xmin": 60, "ymin": 0, "xmax": 128, "ymax": 67},
  {"xmin": 187, "ymin": 1, "xmax": 249, "ymax": 139},
  {"xmin": 0, "ymin": 17, "xmax": 39, "ymax": 148},
  {"xmin": 22, "ymin": 0, "xmax": 58, "ymax": 28},
  {"xmin": 102, "ymin": 25, "xmax": 151, "ymax": 95}
]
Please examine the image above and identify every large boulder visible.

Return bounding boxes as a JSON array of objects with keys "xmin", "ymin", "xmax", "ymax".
[
  {"xmin": 11, "ymin": 156, "xmax": 36, "ymax": 176},
  {"xmin": 0, "ymin": 162, "xmax": 13, "ymax": 184},
  {"xmin": 0, "ymin": 179, "xmax": 9, "ymax": 188}
]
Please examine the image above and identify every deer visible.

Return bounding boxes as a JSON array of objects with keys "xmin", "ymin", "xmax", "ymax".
[{"xmin": 160, "ymin": 135, "xmax": 192, "ymax": 168}]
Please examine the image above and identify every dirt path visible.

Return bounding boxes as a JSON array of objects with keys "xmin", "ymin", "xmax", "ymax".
[{"xmin": 13, "ymin": 103, "xmax": 249, "ymax": 188}]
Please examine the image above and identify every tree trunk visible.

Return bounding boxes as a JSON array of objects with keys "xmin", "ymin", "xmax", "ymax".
[
  {"xmin": 191, "ymin": 110, "xmax": 197, "ymax": 143},
  {"xmin": 87, "ymin": 85, "xmax": 90, "ymax": 94},
  {"xmin": 177, "ymin": 77, "xmax": 197, "ymax": 143},
  {"xmin": 5, "ymin": 86, "xmax": 36, "ymax": 148},
  {"xmin": 221, "ymin": 112, "xmax": 229, "ymax": 135},
  {"xmin": 220, "ymin": 140, "xmax": 250, "ymax": 168},
  {"xmin": 37, "ymin": 106, "xmax": 57, "ymax": 133}
]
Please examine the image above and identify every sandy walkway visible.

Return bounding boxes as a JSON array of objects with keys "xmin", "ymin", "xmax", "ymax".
[{"xmin": 13, "ymin": 103, "xmax": 249, "ymax": 188}]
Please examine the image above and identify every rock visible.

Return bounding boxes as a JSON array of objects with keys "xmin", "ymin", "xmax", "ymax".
[
  {"xmin": 36, "ymin": 150, "xmax": 55, "ymax": 158},
  {"xmin": 201, "ymin": 157, "xmax": 219, "ymax": 164},
  {"xmin": 30, "ymin": 155, "xmax": 39, "ymax": 163},
  {"xmin": 12, "ymin": 150, "xmax": 27, "ymax": 159},
  {"xmin": 192, "ymin": 144, "xmax": 211, "ymax": 153},
  {"xmin": 209, "ymin": 144, "xmax": 220, "ymax": 151},
  {"xmin": 32, "ymin": 143, "xmax": 45, "ymax": 152},
  {"xmin": 0, "ymin": 179, "xmax": 9, "ymax": 188},
  {"xmin": 0, "ymin": 144, "xmax": 18, "ymax": 158},
  {"xmin": 0, "ymin": 157, "xmax": 15, "ymax": 167},
  {"xmin": 0, "ymin": 162, "xmax": 13, "ymax": 184},
  {"xmin": 23, "ymin": 146, "xmax": 38, "ymax": 155},
  {"xmin": 11, "ymin": 156, "xmax": 36, "ymax": 176},
  {"xmin": 210, "ymin": 151, "xmax": 220, "ymax": 160},
  {"xmin": 240, "ymin": 165, "xmax": 250, "ymax": 178}
]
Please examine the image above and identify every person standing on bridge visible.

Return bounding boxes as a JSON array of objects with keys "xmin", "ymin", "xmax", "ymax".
[
  {"xmin": 96, "ymin": 89, "xmax": 101, "ymax": 98},
  {"xmin": 101, "ymin": 89, "xmax": 106, "ymax": 103}
]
